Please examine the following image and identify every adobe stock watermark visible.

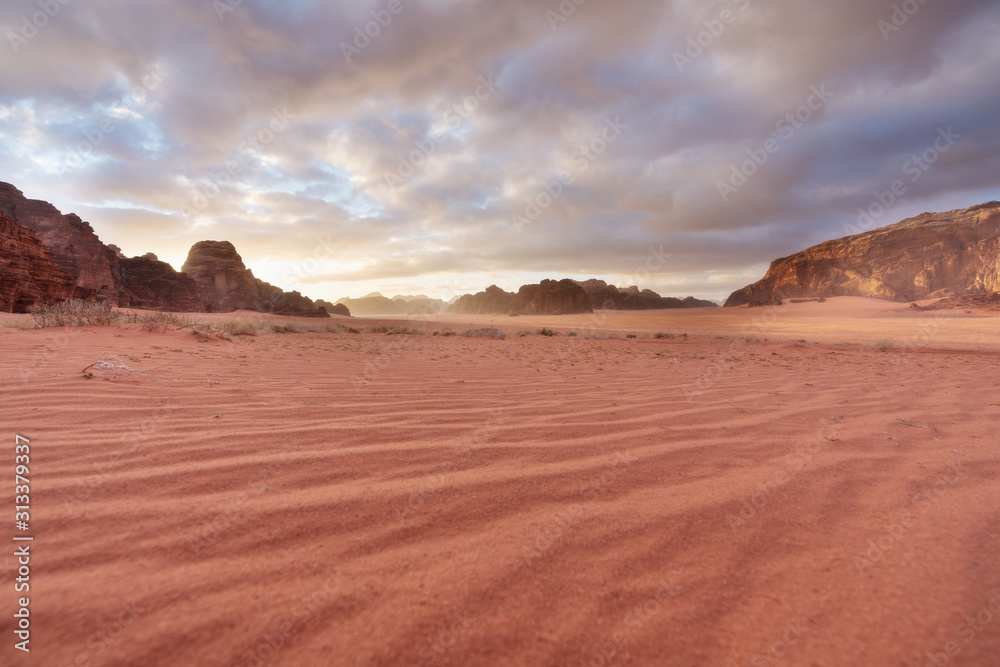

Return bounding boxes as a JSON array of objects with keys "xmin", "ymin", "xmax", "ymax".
[
  {"xmin": 853, "ymin": 457, "xmax": 967, "ymax": 573},
  {"xmin": 383, "ymin": 73, "xmax": 501, "ymax": 188},
  {"xmin": 917, "ymin": 590, "xmax": 1000, "ymax": 667},
  {"xmin": 55, "ymin": 65, "xmax": 165, "ymax": 178},
  {"xmin": 181, "ymin": 106, "xmax": 296, "ymax": 218},
  {"xmin": 510, "ymin": 116, "xmax": 628, "ymax": 233},
  {"xmin": 845, "ymin": 126, "xmax": 959, "ymax": 235},
  {"xmin": 6, "ymin": 0, "xmax": 72, "ymax": 54},
  {"xmin": 878, "ymin": 0, "xmax": 931, "ymax": 41},
  {"xmin": 340, "ymin": 0, "xmax": 413, "ymax": 63},
  {"xmin": 545, "ymin": 0, "xmax": 588, "ymax": 31},
  {"xmin": 673, "ymin": 0, "xmax": 751, "ymax": 72},
  {"xmin": 717, "ymin": 84, "xmax": 834, "ymax": 202},
  {"xmin": 213, "ymin": 0, "xmax": 245, "ymax": 21}
]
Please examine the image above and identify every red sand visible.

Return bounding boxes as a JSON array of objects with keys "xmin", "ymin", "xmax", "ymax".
[{"xmin": 1, "ymin": 298, "xmax": 999, "ymax": 666}]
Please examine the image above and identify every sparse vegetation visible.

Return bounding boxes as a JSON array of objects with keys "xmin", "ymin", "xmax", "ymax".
[
  {"xmin": 626, "ymin": 333, "xmax": 637, "ymax": 339},
  {"xmin": 538, "ymin": 328, "xmax": 557, "ymax": 337},
  {"xmin": 744, "ymin": 334, "xmax": 760, "ymax": 344},
  {"xmin": 655, "ymin": 332, "xmax": 675, "ymax": 339},
  {"xmin": 517, "ymin": 330, "xmax": 533, "ymax": 337},
  {"xmin": 875, "ymin": 338, "xmax": 894, "ymax": 352},
  {"xmin": 136, "ymin": 311, "xmax": 194, "ymax": 333},
  {"xmin": 460, "ymin": 327, "xmax": 506, "ymax": 339},
  {"xmin": 29, "ymin": 299, "xmax": 119, "ymax": 327}
]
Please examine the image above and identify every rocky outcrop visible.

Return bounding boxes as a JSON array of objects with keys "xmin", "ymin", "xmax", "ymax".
[
  {"xmin": 179, "ymin": 241, "xmax": 328, "ymax": 317},
  {"xmin": 449, "ymin": 285, "xmax": 517, "ymax": 315},
  {"xmin": 0, "ymin": 181, "xmax": 122, "ymax": 301},
  {"xmin": 119, "ymin": 255, "xmax": 206, "ymax": 312},
  {"xmin": 315, "ymin": 300, "xmax": 352, "ymax": 317},
  {"xmin": 0, "ymin": 181, "xmax": 335, "ymax": 316},
  {"xmin": 512, "ymin": 279, "xmax": 592, "ymax": 315},
  {"xmin": 180, "ymin": 241, "xmax": 262, "ymax": 312},
  {"xmin": 254, "ymin": 279, "xmax": 330, "ymax": 318},
  {"xmin": 449, "ymin": 280, "xmax": 592, "ymax": 316},
  {"xmin": 726, "ymin": 202, "xmax": 1000, "ymax": 307},
  {"xmin": 575, "ymin": 279, "xmax": 717, "ymax": 309},
  {"xmin": 392, "ymin": 294, "xmax": 447, "ymax": 315},
  {"xmin": 0, "ymin": 213, "xmax": 91, "ymax": 312}
]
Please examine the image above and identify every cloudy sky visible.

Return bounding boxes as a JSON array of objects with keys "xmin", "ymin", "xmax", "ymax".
[{"xmin": 2, "ymin": 0, "xmax": 999, "ymax": 303}]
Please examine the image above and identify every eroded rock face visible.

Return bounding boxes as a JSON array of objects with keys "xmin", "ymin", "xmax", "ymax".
[
  {"xmin": 512, "ymin": 279, "xmax": 592, "ymax": 315},
  {"xmin": 180, "ymin": 241, "xmax": 265, "ymax": 312},
  {"xmin": 449, "ymin": 280, "xmax": 592, "ymax": 315},
  {"xmin": 0, "ymin": 181, "xmax": 121, "ymax": 301},
  {"xmin": 449, "ymin": 285, "xmax": 517, "ymax": 315},
  {"xmin": 0, "ymin": 213, "xmax": 89, "ymax": 312},
  {"xmin": 725, "ymin": 202, "xmax": 1000, "ymax": 307},
  {"xmin": 255, "ymin": 279, "xmax": 330, "ymax": 318},
  {"xmin": 575, "ymin": 279, "xmax": 717, "ymax": 309},
  {"xmin": 119, "ymin": 255, "xmax": 206, "ymax": 312}
]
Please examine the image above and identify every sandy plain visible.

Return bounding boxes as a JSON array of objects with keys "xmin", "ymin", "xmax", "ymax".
[{"xmin": 1, "ymin": 297, "xmax": 998, "ymax": 666}]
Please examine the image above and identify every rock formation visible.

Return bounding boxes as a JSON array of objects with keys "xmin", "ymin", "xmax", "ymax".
[
  {"xmin": 118, "ymin": 255, "xmax": 206, "ymax": 312},
  {"xmin": 449, "ymin": 285, "xmax": 516, "ymax": 315},
  {"xmin": 449, "ymin": 280, "xmax": 592, "ymax": 316},
  {"xmin": 575, "ymin": 279, "xmax": 717, "ymax": 309},
  {"xmin": 0, "ymin": 212, "xmax": 90, "ymax": 312},
  {"xmin": 0, "ymin": 181, "xmax": 122, "ymax": 301},
  {"xmin": 315, "ymin": 300, "xmax": 352, "ymax": 317},
  {"xmin": 180, "ymin": 241, "xmax": 328, "ymax": 317},
  {"xmin": 725, "ymin": 202, "xmax": 1000, "ymax": 307}
]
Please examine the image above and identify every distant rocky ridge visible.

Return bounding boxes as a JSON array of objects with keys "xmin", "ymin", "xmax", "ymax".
[
  {"xmin": 449, "ymin": 279, "xmax": 716, "ymax": 315},
  {"xmin": 449, "ymin": 279, "xmax": 592, "ymax": 316},
  {"xmin": 0, "ymin": 181, "xmax": 329, "ymax": 316},
  {"xmin": 725, "ymin": 202, "xmax": 1000, "ymax": 307},
  {"xmin": 575, "ymin": 279, "xmax": 718, "ymax": 310},
  {"xmin": 334, "ymin": 293, "xmax": 446, "ymax": 316}
]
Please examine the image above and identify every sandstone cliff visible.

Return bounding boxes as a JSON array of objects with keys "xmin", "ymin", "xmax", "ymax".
[
  {"xmin": 0, "ymin": 182, "xmax": 122, "ymax": 301},
  {"xmin": 725, "ymin": 202, "xmax": 1000, "ymax": 307},
  {"xmin": 0, "ymin": 213, "xmax": 90, "ymax": 312},
  {"xmin": 119, "ymin": 254, "xmax": 206, "ymax": 312},
  {"xmin": 181, "ymin": 241, "xmax": 328, "ymax": 317}
]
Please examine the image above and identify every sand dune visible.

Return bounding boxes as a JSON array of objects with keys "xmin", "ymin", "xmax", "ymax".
[{"xmin": 2, "ymin": 300, "xmax": 999, "ymax": 666}]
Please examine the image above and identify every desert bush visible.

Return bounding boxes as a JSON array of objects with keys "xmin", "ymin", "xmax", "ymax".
[
  {"xmin": 538, "ymin": 328, "xmax": 557, "ymax": 337},
  {"xmin": 626, "ymin": 333, "xmax": 637, "ymax": 339},
  {"xmin": 517, "ymin": 330, "xmax": 533, "ymax": 337},
  {"xmin": 744, "ymin": 334, "xmax": 760, "ymax": 343},
  {"xmin": 138, "ymin": 311, "xmax": 193, "ymax": 333},
  {"xmin": 875, "ymin": 338, "xmax": 894, "ymax": 352},
  {"xmin": 440, "ymin": 328, "xmax": 456, "ymax": 336},
  {"xmin": 368, "ymin": 325, "xmax": 426, "ymax": 335},
  {"xmin": 655, "ymin": 332, "xmax": 675, "ymax": 339},
  {"xmin": 29, "ymin": 299, "xmax": 119, "ymax": 327},
  {"xmin": 461, "ymin": 327, "xmax": 506, "ymax": 339},
  {"xmin": 219, "ymin": 318, "xmax": 260, "ymax": 336}
]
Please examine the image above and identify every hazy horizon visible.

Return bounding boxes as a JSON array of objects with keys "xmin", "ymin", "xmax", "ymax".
[{"xmin": 3, "ymin": 0, "xmax": 999, "ymax": 303}]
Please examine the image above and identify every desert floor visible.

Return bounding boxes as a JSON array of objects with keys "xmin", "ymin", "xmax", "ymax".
[{"xmin": 1, "ymin": 297, "xmax": 999, "ymax": 666}]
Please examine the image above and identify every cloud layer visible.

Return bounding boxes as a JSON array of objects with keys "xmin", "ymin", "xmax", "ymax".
[{"xmin": 2, "ymin": 0, "xmax": 999, "ymax": 301}]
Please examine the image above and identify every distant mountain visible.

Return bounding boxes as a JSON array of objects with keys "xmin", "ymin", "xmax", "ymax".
[
  {"xmin": 725, "ymin": 202, "xmax": 1000, "ymax": 306},
  {"xmin": 334, "ymin": 293, "xmax": 447, "ymax": 316}
]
